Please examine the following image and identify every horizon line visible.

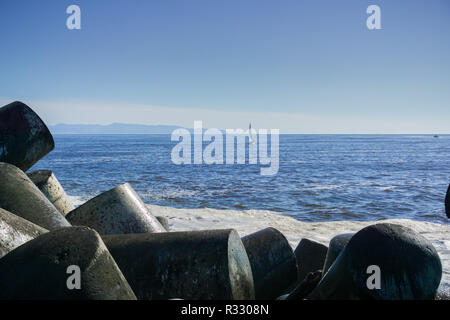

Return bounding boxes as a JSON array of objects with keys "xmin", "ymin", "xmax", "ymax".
[{"xmin": 49, "ymin": 124, "xmax": 449, "ymax": 135}]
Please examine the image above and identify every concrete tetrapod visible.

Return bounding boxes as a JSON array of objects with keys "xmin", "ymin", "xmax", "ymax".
[
  {"xmin": 102, "ymin": 229, "xmax": 255, "ymax": 300},
  {"xmin": 66, "ymin": 183, "xmax": 165, "ymax": 235},
  {"xmin": 0, "ymin": 162, "xmax": 71, "ymax": 230},
  {"xmin": 294, "ymin": 238, "xmax": 328, "ymax": 283},
  {"xmin": 28, "ymin": 170, "xmax": 75, "ymax": 215},
  {"xmin": 156, "ymin": 216, "xmax": 170, "ymax": 231},
  {"xmin": 0, "ymin": 226, "xmax": 137, "ymax": 300},
  {"xmin": 241, "ymin": 227, "xmax": 298, "ymax": 299},
  {"xmin": 0, "ymin": 101, "xmax": 54, "ymax": 171},
  {"xmin": 307, "ymin": 223, "xmax": 442, "ymax": 300},
  {"xmin": 285, "ymin": 270, "xmax": 323, "ymax": 300},
  {"xmin": 0, "ymin": 208, "xmax": 48, "ymax": 258},
  {"xmin": 322, "ymin": 233, "xmax": 354, "ymax": 274}
]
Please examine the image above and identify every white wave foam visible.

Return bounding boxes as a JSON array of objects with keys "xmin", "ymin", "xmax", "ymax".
[
  {"xmin": 304, "ymin": 184, "xmax": 345, "ymax": 191},
  {"xmin": 379, "ymin": 186, "xmax": 397, "ymax": 191},
  {"xmin": 66, "ymin": 194, "xmax": 89, "ymax": 208},
  {"xmin": 140, "ymin": 189, "xmax": 199, "ymax": 200}
]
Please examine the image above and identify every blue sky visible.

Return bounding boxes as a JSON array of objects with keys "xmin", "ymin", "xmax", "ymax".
[{"xmin": 0, "ymin": 0, "xmax": 449, "ymax": 133}]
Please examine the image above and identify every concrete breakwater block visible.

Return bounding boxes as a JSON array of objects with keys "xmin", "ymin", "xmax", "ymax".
[
  {"xmin": 102, "ymin": 229, "xmax": 255, "ymax": 300},
  {"xmin": 241, "ymin": 227, "xmax": 298, "ymax": 300},
  {"xmin": 156, "ymin": 216, "xmax": 170, "ymax": 231},
  {"xmin": 0, "ymin": 101, "xmax": 54, "ymax": 172},
  {"xmin": 0, "ymin": 226, "xmax": 137, "ymax": 300},
  {"xmin": 66, "ymin": 183, "xmax": 166, "ymax": 235},
  {"xmin": 0, "ymin": 162, "xmax": 71, "ymax": 230},
  {"xmin": 308, "ymin": 223, "xmax": 442, "ymax": 300},
  {"xmin": 0, "ymin": 208, "xmax": 48, "ymax": 258},
  {"xmin": 322, "ymin": 233, "xmax": 354, "ymax": 274},
  {"xmin": 285, "ymin": 270, "xmax": 323, "ymax": 300},
  {"xmin": 294, "ymin": 238, "xmax": 328, "ymax": 283},
  {"xmin": 28, "ymin": 170, "xmax": 75, "ymax": 216}
]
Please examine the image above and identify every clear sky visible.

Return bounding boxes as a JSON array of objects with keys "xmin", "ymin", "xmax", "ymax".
[{"xmin": 1, "ymin": 0, "xmax": 449, "ymax": 133}]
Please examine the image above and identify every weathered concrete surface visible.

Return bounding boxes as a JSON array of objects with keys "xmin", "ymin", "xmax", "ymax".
[
  {"xmin": 294, "ymin": 238, "xmax": 328, "ymax": 283},
  {"xmin": 0, "ymin": 162, "xmax": 71, "ymax": 230},
  {"xmin": 241, "ymin": 227, "xmax": 297, "ymax": 299},
  {"xmin": 308, "ymin": 223, "xmax": 442, "ymax": 300},
  {"xmin": 322, "ymin": 233, "xmax": 354, "ymax": 274},
  {"xmin": 28, "ymin": 170, "xmax": 75, "ymax": 215},
  {"xmin": 0, "ymin": 101, "xmax": 54, "ymax": 171},
  {"xmin": 102, "ymin": 229, "xmax": 255, "ymax": 300},
  {"xmin": 156, "ymin": 216, "xmax": 170, "ymax": 231},
  {"xmin": 0, "ymin": 208, "xmax": 48, "ymax": 258},
  {"xmin": 67, "ymin": 183, "xmax": 165, "ymax": 235},
  {"xmin": 0, "ymin": 226, "xmax": 137, "ymax": 300}
]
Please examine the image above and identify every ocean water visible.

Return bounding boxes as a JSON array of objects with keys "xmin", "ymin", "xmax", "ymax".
[{"xmin": 31, "ymin": 134, "xmax": 450, "ymax": 224}]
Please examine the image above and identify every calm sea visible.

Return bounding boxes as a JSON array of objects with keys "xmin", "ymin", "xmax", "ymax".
[{"xmin": 31, "ymin": 134, "xmax": 450, "ymax": 224}]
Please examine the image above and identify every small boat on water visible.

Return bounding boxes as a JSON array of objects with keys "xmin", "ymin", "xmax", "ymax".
[
  {"xmin": 433, "ymin": 135, "xmax": 439, "ymax": 138},
  {"xmin": 249, "ymin": 123, "xmax": 255, "ymax": 144}
]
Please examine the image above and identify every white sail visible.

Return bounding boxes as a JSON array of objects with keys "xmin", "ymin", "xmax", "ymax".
[{"xmin": 248, "ymin": 123, "xmax": 255, "ymax": 144}]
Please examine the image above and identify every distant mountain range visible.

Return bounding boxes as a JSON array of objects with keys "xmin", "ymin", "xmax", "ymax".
[{"xmin": 49, "ymin": 123, "xmax": 188, "ymax": 134}]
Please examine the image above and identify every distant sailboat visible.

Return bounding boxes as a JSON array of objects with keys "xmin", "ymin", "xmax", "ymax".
[{"xmin": 248, "ymin": 123, "xmax": 255, "ymax": 144}]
